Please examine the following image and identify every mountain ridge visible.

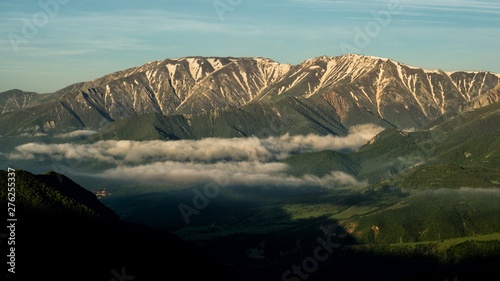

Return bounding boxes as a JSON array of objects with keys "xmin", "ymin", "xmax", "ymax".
[{"xmin": 1, "ymin": 54, "xmax": 499, "ymax": 137}]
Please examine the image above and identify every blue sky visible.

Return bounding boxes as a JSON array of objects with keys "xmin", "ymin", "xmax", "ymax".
[{"xmin": 1, "ymin": 0, "xmax": 500, "ymax": 93}]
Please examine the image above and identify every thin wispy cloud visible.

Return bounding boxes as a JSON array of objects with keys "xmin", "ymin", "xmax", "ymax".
[
  {"xmin": 403, "ymin": 0, "xmax": 500, "ymax": 10},
  {"xmin": 1, "ymin": 10, "xmax": 232, "ymax": 54},
  {"xmin": 55, "ymin": 130, "xmax": 98, "ymax": 139},
  {"xmin": 0, "ymin": 0, "xmax": 499, "ymax": 93}
]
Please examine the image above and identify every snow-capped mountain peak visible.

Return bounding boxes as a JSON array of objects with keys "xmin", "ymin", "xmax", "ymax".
[{"xmin": 1, "ymin": 55, "xmax": 498, "ymax": 135}]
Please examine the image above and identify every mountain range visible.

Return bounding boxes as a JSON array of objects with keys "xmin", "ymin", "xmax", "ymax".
[
  {"xmin": 2, "ymin": 54, "xmax": 500, "ymax": 281},
  {"xmin": 1, "ymin": 54, "xmax": 499, "ymax": 139}
]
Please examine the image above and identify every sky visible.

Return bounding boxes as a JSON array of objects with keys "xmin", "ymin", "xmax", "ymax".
[{"xmin": 1, "ymin": 0, "xmax": 500, "ymax": 93}]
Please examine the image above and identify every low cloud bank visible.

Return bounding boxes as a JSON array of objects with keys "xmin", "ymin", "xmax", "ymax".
[
  {"xmin": 11, "ymin": 124, "xmax": 383, "ymax": 164},
  {"xmin": 9, "ymin": 124, "xmax": 382, "ymax": 188},
  {"xmin": 96, "ymin": 161, "xmax": 365, "ymax": 188}
]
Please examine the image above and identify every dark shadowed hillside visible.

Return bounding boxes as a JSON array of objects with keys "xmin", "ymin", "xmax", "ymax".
[{"xmin": 0, "ymin": 170, "xmax": 239, "ymax": 281}]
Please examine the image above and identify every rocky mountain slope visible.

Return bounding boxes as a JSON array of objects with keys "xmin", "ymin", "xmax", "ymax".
[{"xmin": 1, "ymin": 54, "xmax": 499, "ymax": 137}]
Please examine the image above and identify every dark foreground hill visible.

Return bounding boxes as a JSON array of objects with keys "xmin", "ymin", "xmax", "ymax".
[
  {"xmin": 0, "ymin": 170, "xmax": 239, "ymax": 281},
  {"xmin": 2, "ymin": 170, "xmax": 500, "ymax": 281}
]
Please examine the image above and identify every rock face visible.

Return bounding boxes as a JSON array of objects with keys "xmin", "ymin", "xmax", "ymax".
[
  {"xmin": 1, "ymin": 54, "xmax": 499, "ymax": 136},
  {"xmin": 0, "ymin": 89, "xmax": 39, "ymax": 114}
]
